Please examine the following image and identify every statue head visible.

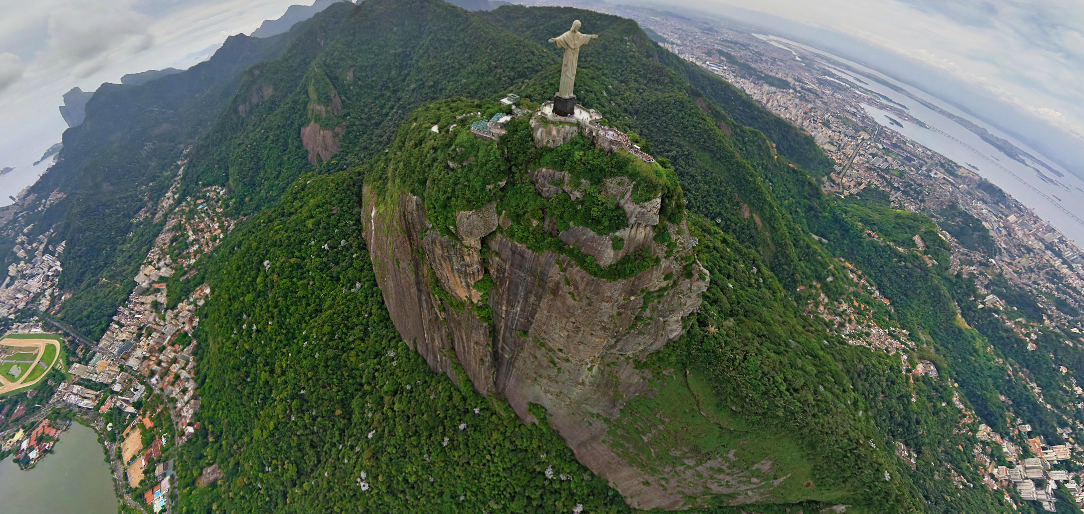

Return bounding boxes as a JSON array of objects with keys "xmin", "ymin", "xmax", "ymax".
[{"xmin": 571, "ymin": 20, "xmax": 581, "ymax": 33}]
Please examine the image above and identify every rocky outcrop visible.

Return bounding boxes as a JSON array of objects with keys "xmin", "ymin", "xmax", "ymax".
[
  {"xmin": 59, "ymin": 87, "xmax": 95, "ymax": 128},
  {"xmin": 364, "ymin": 194, "xmax": 495, "ymax": 389},
  {"xmin": 604, "ymin": 176, "xmax": 661, "ymax": 226},
  {"xmin": 238, "ymin": 82, "xmax": 273, "ymax": 117},
  {"xmin": 308, "ymin": 89, "xmax": 343, "ymax": 118},
  {"xmin": 454, "ymin": 202, "xmax": 497, "ymax": 250},
  {"xmin": 529, "ymin": 117, "xmax": 579, "ymax": 148},
  {"xmin": 363, "ymin": 167, "xmax": 709, "ymax": 508},
  {"xmin": 528, "ymin": 170, "xmax": 663, "ymax": 268},
  {"xmin": 300, "ymin": 121, "xmax": 343, "ymax": 164}
]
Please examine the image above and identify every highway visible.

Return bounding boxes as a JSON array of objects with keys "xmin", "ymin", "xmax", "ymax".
[
  {"xmin": 42, "ymin": 317, "xmax": 110, "ymax": 354},
  {"xmin": 840, "ymin": 123, "xmax": 883, "ymax": 178}
]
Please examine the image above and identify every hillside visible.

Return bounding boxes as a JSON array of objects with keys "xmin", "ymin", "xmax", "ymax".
[
  {"xmin": 2, "ymin": 1, "xmax": 1079, "ymax": 513},
  {"xmin": 168, "ymin": 1, "xmax": 998, "ymax": 512},
  {"xmin": 250, "ymin": 0, "xmax": 340, "ymax": 38},
  {"xmin": 0, "ymin": 31, "xmax": 295, "ymax": 340},
  {"xmin": 175, "ymin": 169, "xmax": 631, "ymax": 512}
]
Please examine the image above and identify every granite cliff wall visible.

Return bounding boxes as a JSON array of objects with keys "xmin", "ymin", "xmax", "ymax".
[{"xmin": 363, "ymin": 159, "xmax": 708, "ymax": 508}]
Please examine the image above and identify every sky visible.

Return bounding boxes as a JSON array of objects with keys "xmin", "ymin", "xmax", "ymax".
[
  {"xmin": 635, "ymin": 0, "xmax": 1084, "ymax": 182},
  {"xmin": 0, "ymin": 0, "xmax": 306, "ymax": 202},
  {"xmin": 2, "ymin": 0, "xmax": 1083, "ymax": 200}
]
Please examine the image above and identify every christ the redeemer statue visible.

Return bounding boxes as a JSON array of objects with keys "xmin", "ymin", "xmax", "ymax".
[{"xmin": 549, "ymin": 20, "xmax": 597, "ymax": 116}]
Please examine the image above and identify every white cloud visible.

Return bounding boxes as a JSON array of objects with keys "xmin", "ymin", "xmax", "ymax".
[
  {"xmin": 0, "ymin": 0, "xmax": 304, "ymax": 183},
  {"xmin": 0, "ymin": 53, "xmax": 24, "ymax": 92},
  {"xmin": 42, "ymin": 3, "xmax": 155, "ymax": 77},
  {"xmin": 652, "ymin": 0, "xmax": 1084, "ymax": 154}
]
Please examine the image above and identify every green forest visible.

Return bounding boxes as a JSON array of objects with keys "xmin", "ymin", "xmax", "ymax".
[
  {"xmin": 8, "ymin": 1, "xmax": 1083, "ymax": 513},
  {"xmin": 175, "ymin": 171, "xmax": 631, "ymax": 512}
]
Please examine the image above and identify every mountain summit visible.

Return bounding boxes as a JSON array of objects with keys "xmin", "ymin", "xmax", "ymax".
[{"xmin": 5, "ymin": 1, "xmax": 1042, "ymax": 512}]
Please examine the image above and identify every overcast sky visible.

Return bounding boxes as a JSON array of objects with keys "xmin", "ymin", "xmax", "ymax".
[
  {"xmin": 2, "ymin": 0, "xmax": 1083, "ymax": 195},
  {"xmin": 641, "ymin": 0, "xmax": 1084, "ymax": 178},
  {"xmin": 0, "ymin": 0, "xmax": 302, "ymax": 200}
]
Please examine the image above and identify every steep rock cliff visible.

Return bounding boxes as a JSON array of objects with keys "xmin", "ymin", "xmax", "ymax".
[{"xmin": 363, "ymin": 99, "xmax": 711, "ymax": 507}]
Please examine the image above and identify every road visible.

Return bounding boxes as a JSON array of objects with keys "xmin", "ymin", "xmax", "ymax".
[
  {"xmin": 42, "ymin": 318, "xmax": 110, "ymax": 353},
  {"xmin": 0, "ymin": 393, "xmax": 63, "ymax": 440},
  {"xmin": 104, "ymin": 437, "xmax": 144, "ymax": 512},
  {"xmin": 840, "ymin": 123, "xmax": 883, "ymax": 178}
]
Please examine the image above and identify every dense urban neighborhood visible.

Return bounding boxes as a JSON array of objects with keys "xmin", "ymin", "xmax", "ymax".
[{"xmin": 0, "ymin": 166, "xmax": 234, "ymax": 512}]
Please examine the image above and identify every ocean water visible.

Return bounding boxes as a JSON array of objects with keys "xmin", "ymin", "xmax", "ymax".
[{"xmin": 766, "ymin": 35, "xmax": 1084, "ymax": 247}]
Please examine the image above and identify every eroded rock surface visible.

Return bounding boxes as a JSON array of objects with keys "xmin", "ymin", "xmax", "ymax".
[
  {"xmin": 363, "ymin": 174, "xmax": 709, "ymax": 508},
  {"xmin": 300, "ymin": 121, "xmax": 343, "ymax": 164},
  {"xmin": 530, "ymin": 117, "xmax": 579, "ymax": 148}
]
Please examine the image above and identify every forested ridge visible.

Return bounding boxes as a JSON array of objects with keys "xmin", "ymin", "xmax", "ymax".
[
  {"xmin": 0, "ymin": 32, "xmax": 298, "ymax": 340},
  {"xmin": 176, "ymin": 171, "xmax": 630, "ymax": 512},
  {"xmin": 170, "ymin": 3, "xmax": 986, "ymax": 509},
  {"xmin": 6, "ymin": 1, "xmax": 1082, "ymax": 512}
]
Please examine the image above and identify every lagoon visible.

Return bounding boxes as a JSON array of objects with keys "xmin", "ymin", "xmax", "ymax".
[{"xmin": 0, "ymin": 423, "xmax": 118, "ymax": 514}]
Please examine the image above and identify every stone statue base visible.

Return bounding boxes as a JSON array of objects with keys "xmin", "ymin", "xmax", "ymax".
[
  {"xmin": 552, "ymin": 94, "xmax": 576, "ymax": 117},
  {"xmin": 532, "ymin": 101, "xmax": 603, "ymax": 148}
]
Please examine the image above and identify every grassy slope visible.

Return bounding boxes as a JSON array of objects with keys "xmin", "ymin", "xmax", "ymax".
[{"xmin": 607, "ymin": 368, "xmax": 846, "ymax": 505}]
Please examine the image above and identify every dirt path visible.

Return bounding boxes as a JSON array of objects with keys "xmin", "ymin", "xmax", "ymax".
[{"xmin": 0, "ymin": 337, "xmax": 61, "ymax": 394}]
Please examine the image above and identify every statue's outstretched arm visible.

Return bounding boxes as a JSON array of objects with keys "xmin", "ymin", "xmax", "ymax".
[
  {"xmin": 549, "ymin": 38, "xmax": 557, "ymax": 43},
  {"xmin": 589, "ymin": 34, "xmax": 598, "ymax": 39}
]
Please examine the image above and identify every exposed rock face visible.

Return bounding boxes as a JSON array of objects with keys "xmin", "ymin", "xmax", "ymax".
[
  {"xmin": 59, "ymin": 87, "xmax": 95, "ymax": 128},
  {"xmin": 605, "ymin": 177, "xmax": 661, "ymax": 226},
  {"xmin": 529, "ymin": 117, "xmax": 578, "ymax": 148},
  {"xmin": 363, "ymin": 164, "xmax": 709, "ymax": 509},
  {"xmin": 529, "ymin": 102, "xmax": 605, "ymax": 148},
  {"xmin": 238, "ymin": 83, "xmax": 273, "ymax": 117},
  {"xmin": 300, "ymin": 121, "xmax": 343, "ymax": 164},
  {"xmin": 454, "ymin": 202, "xmax": 497, "ymax": 250},
  {"xmin": 364, "ymin": 194, "xmax": 494, "ymax": 388},
  {"xmin": 308, "ymin": 89, "xmax": 343, "ymax": 118},
  {"xmin": 528, "ymin": 170, "xmax": 663, "ymax": 268}
]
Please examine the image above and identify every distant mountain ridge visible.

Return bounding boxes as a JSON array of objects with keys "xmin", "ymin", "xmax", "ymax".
[
  {"xmin": 57, "ymin": 69, "xmax": 184, "ymax": 129},
  {"xmin": 120, "ymin": 68, "xmax": 182, "ymax": 86},
  {"xmin": 16, "ymin": 31, "xmax": 295, "ymax": 339},
  {"xmin": 444, "ymin": 0, "xmax": 510, "ymax": 11},
  {"xmin": 58, "ymin": 87, "xmax": 95, "ymax": 128},
  {"xmin": 251, "ymin": 0, "xmax": 342, "ymax": 38}
]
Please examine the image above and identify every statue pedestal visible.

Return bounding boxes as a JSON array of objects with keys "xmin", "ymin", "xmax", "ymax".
[
  {"xmin": 532, "ymin": 101, "xmax": 604, "ymax": 148},
  {"xmin": 552, "ymin": 94, "xmax": 576, "ymax": 117}
]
